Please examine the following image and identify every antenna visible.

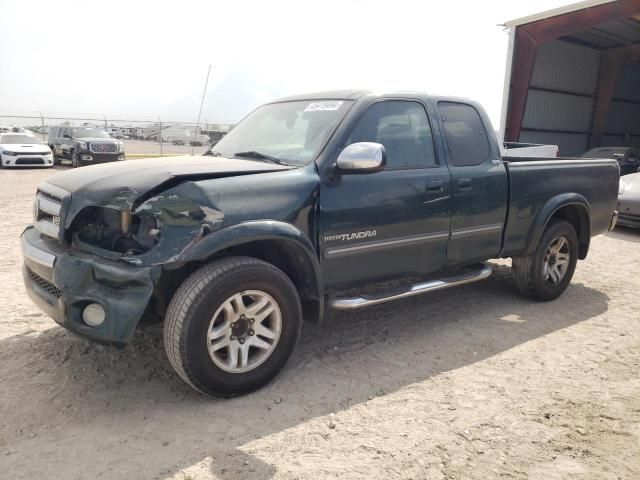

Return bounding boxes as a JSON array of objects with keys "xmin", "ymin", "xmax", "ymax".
[{"xmin": 192, "ymin": 64, "xmax": 212, "ymax": 156}]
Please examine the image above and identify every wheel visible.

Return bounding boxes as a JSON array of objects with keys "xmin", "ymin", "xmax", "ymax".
[
  {"xmin": 71, "ymin": 149, "xmax": 79, "ymax": 168},
  {"xmin": 512, "ymin": 219, "xmax": 578, "ymax": 301},
  {"xmin": 50, "ymin": 147, "xmax": 60, "ymax": 166},
  {"xmin": 164, "ymin": 256, "xmax": 302, "ymax": 397}
]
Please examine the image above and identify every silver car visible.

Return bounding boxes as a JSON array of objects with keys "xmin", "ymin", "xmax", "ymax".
[{"xmin": 617, "ymin": 172, "xmax": 640, "ymax": 228}]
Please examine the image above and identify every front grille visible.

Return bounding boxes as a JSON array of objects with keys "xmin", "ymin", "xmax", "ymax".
[
  {"xmin": 34, "ymin": 183, "xmax": 69, "ymax": 241},
  {"xmin": 27, "ymin": 267, "xmax": 62, "ymax": 298},
  {"xmin": 16, "ymin": 157, "xmax": 44, "ymax": 165},
  {"xmin": 89, "ymin": 142, "xmax": 118, "ymax": 153}
]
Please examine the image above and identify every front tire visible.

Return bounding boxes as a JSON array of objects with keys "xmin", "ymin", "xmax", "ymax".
[
  {"xmin": 512, "ymin": 219, "xmax": 578, "ymax": 301},
  {"xmin": 50, "ymin": 147, "xmax": 60, "ymax": 166},
  {"xmin": 71, "ymin": 150, "xmax": 79, "ymax": 168},
  {"xmin": 164, "ymin": 256, "xmax": 302, "ymax": 397}
]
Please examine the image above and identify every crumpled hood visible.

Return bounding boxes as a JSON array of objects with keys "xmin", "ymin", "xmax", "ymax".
[{"xmin": 45, "ymin": 155, "xmax": 294, "ymax": 210}]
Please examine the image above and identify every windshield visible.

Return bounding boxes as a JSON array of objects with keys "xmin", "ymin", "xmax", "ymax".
[
  {"xmin": 0, "ymin": 134, "xmax": 43, "ymax": 144},
  {"xmin": 212, "ymin": 100, "xmax": 352, "ymax": 166},
  {"xmin": 72, "ymin": 127, "xmax": 111, "ymax": 138}
]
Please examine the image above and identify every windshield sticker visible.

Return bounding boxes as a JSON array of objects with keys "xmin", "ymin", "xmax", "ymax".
[{"xmin": 304, "ymin": 101, "xmax": 344, "ymax": 112}]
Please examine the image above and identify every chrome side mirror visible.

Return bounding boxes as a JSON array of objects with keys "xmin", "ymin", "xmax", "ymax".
[{"xmin": 336, "ymin": 142, "xmax": 386, "ymax": 173}]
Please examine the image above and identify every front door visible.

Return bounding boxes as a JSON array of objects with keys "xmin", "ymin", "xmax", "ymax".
[
  {"xmin": 319, "ymin": 99, "xmax": 452, "ymax": 289},
  {"xmin": 436, "ymin": 101, "xmax": 508, "ymax": 265},
  {"xmin": 58, "ymin": 127, "xmax": 71, "ymax": 158}
]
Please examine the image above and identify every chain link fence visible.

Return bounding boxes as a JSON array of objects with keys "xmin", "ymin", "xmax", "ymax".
[{"xmin": 0, "ymin": 113, "xmax": 233, "ymax": 158}]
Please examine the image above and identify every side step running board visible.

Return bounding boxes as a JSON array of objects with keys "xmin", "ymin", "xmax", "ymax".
[{"xmin": 328, "ymin": 263, "xmax": 492, "ymax": 311}]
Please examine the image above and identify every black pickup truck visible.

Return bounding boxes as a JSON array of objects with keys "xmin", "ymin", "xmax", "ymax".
[{"xmin": 22, "ymin": 90, "xmax": 619, "ymax": 397}]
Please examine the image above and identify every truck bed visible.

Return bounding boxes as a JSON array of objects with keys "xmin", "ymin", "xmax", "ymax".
[{"xmin": 500, "ymin": 157, "xmax": 619, "ymax": 258}]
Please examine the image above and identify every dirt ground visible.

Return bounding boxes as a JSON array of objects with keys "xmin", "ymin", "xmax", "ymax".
[{"xmin": 0, "ymin": 166, "xmax": 639, "ymax": 480}]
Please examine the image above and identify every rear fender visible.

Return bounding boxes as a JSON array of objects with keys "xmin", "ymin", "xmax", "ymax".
[{"xmin": 524, "ymin": 193, "xmax": 591, "ymax": 259}]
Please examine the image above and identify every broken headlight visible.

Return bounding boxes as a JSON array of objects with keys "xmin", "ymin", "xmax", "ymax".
[{"xmin": 70, "ymin": 206, "xmax": 160, "ymax": 255}]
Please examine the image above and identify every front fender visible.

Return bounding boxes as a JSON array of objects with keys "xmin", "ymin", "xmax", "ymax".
[
  {"xmin": 176, "ymin": 220, "xmax": 324, "ymax": 321},
  {"xmin": 524, "ymin": 193, "xmax": 591, "ymax": 257},
  {"xmin": 180, "ymin": 220, "xmax": 316, "ymax": 262}
]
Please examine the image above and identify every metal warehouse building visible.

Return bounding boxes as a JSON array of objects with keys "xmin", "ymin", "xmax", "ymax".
[{"xmin": 501, "ymin": 0, "xmax": 640, "ymax": 156}]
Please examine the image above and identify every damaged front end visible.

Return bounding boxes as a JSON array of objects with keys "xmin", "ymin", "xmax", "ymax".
[
  {"xmin": 21, "ymin": 157, "xmax": 297, "ymax": 345},
  {"xmin": 21, "ymin": 224, "xmax": 161, "ymax": 346},
  {"xmin": 22, "ymin": 177, "xmax": 231, "ymax": 345}
]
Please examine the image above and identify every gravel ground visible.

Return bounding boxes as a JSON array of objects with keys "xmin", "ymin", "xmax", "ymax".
[{"xmin": 0, "ymin": 166, "xmax": 639, "ymax": 480}]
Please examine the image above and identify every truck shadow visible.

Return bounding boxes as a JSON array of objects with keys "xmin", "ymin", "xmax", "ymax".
[{"xmin": 0, "ymin": 264, "xmax": 610, "ymax": 479}]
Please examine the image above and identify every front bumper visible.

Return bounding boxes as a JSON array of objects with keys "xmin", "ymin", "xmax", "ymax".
[
  {"xmin": 617, "ymin": 212, "xmax": 640, "ymax": 228},
  {"xmin": 1, "ymin": 153, "xmax": 54, "ymax": 168},
  {"xmin": 77, "ymin": 151, "xmax": 124, "ymax": 164},
  {"xmin": 617, "ymin": 196, "xmax": 640, "ymax": 229},
  {"xmin": 21, "ymin": 226, "xmax": 159, "ymax": 346}
]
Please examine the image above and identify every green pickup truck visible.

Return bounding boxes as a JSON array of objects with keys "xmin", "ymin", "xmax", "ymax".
[{"xmin": 22, "ymin": 90, "xmax": 619, "ymax": 397}]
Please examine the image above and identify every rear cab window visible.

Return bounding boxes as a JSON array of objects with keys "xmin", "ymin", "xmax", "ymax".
[{"xmin": 438, "ymin": 102, "xmax": 490, "ymax": 167}]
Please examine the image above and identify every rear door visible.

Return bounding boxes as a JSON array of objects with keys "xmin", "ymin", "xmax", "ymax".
[
  {"xmin": 436, "ymin": 101, "xmax": 508, "ymax": 265},
  {"xmin": 320, "ymin": 99, "xmax": 452, "ymax": 289}
]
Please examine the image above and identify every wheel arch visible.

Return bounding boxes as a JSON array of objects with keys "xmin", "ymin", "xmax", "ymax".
[
  {"xmin": 525, "ymin": 193, "xmax": 591, "ymax": 260},
  {"xmin": 171, "ymin": 221, "xmax": 324, "ymax": 324}
]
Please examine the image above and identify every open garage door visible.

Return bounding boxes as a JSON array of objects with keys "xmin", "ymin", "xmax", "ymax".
[{"xmin": 501, "ymin": 0, "xmax": 640, "ymax": 156}]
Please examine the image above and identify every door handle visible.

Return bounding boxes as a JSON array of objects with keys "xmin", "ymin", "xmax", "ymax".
[
  {"xmin": 426, "ymin": 180, "xmax": 444, "ymax": 192},
  {"xmin": 457, "ymin": 178, "xmax": 472, "ymax": 190}
]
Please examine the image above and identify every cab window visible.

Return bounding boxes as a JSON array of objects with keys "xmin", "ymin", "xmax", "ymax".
[
  {"xmin": 347, "ymin": 100, "xmax": 437, "ymax": 169},
  {"xmin": 438, "ymin": 102, "xmax": 490, "ymax": 167}
]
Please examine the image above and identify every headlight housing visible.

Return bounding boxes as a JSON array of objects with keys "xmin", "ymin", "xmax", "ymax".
[
  {"xmin": 1, "ymin": 150, "xmax": 18, "ymax": 156},
  {"xmin": 70, "ymin": 206, "xmax": 159, "ymax": 255},
  {"xmin": 118, "ymin": 141, "xmax": 125, "ymax": 153}
]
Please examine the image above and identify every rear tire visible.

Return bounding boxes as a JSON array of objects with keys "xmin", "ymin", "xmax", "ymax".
[
  {"xmin": 164, "ymin": 256, "xmax": 302, "ymax": 397},
  {"xmin": 512, "ymin": 219, "xmax": 578, "ymax": 301}
]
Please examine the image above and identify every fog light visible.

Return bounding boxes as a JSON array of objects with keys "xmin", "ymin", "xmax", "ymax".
[
  {"xmin": 82, "ymin": 303, "xmax": 105, "ymax": 327},
  {"xmin": 81, "ymin": 154, "xmax": 93, "ymax": 161}
]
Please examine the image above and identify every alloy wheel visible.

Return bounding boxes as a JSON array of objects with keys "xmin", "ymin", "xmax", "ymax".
[
  {"xmin": 207, "ymin": 290, "xmax": 282, "ymax": 373},
  {"xmin": 543, "ymin": 236, "xmax": 570, "ymax": 284}
]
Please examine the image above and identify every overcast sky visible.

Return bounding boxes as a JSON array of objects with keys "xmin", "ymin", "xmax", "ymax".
[{"xmin": 0, "ymin": 0, "xmax": 578, "ymax": 128}]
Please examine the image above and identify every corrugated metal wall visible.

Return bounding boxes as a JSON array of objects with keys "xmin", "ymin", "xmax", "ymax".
[
  {"xmin": 519, "ymin": 39, "xmax": 640, "ymax": 156},
  {"xmin": 602, "ymin": 62, "xmax": 640, "ymax": 148},
  {"xmin": 520, "ymin": 40, "xmax": 602, "ymax": 156},
  {"xmin": 612, "ymin": 62, "xmax": 640, "ymax": 101},
  {"xmin": 529, "ymin": 40, "xmax": 601, "ymax": 94}
]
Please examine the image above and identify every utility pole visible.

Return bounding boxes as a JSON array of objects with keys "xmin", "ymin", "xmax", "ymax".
[
  {"xmin": 192, "ymin": 64, "xmax": 212, "ymax": 156},
  {"xmin": 39, "ymin": 112, "xmax": 46, "ymax": 141},
  {"xmin": 158, "ymin": 117, "xmax": 163, "ymax": 156}
]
